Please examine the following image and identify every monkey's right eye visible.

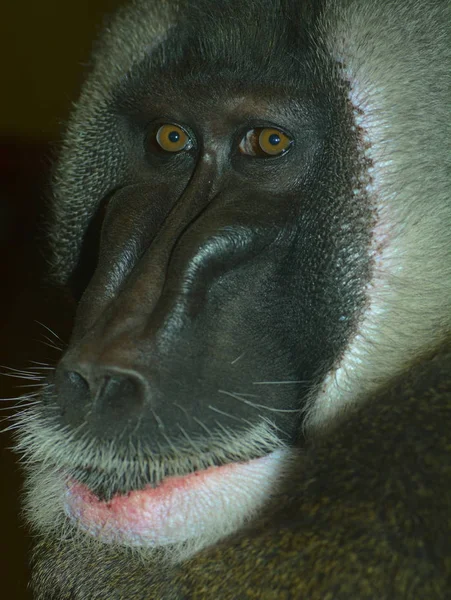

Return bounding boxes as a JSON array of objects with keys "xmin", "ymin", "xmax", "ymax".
[{"xmin": 155, "ymin": 124, "xmax": 193, "ymax": 152}]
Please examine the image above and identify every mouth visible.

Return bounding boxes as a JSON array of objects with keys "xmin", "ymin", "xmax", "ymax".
[
  {"xmin": 66, "ymin": 453, "xmax": 230, "ymax": 502},
  {"xmin": 64, "ymin": 449, "xmax": 291, "ymax": 547}
]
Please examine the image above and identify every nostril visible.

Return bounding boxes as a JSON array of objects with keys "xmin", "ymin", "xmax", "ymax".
[
  {"xmin": 55, "ymin": 363, "xmax": 147, "ymax": 436},
  {"xmin": 96, "ymin": 375, "xmax": 145, "ymax": 419},
  {"xmin": 55, "ymin": 368, "xmax": 92, "ymax": 428},
  {"xmin": 65, "ymin": 370, "xmax": 90, "ymax": 394}
]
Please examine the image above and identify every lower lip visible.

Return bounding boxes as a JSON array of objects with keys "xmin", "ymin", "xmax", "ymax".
[{"xmin": 64, "ymin": 449, "xmax": 289, "ymax": 547}]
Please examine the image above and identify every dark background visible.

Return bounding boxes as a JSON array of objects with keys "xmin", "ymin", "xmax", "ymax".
[{"xmin": 0, "ymin": 2, "xmax": 122, "ymax": 596}]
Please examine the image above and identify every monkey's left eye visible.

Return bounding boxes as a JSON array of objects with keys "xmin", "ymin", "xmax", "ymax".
[
  {"xmin": 239, "ymin": 127, "xmax": 293, "ymax": 157},
  {"xmin": 155, "ymin": 124, "xmax": 193, "ymax": 152}
]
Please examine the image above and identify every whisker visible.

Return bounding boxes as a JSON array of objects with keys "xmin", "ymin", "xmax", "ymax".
[
  {"xmin": 0, "ymin": 391, "xmax": 40, "ymax": 401},
  {"xmin": 15, "ymin": 383, "xmax": 47, "ymax": 389},
  {"xmin": 1, "ymin": 422, "xmax": 23, "ymax": 433},
  {"xmin": 29, "ymin": 362, "xmax": 55, "ymax": 371},
  {"xmin": 173, "ymin": 402, "xmax": 191, "ymax": 420},
  {"xmin": 208, "ymin": 405, "xmax": 243, "ymax": 423},
  {"xmin": 1, "ymin": 374, "xmax": 43, "ymax": 383},
  {"xmin": 218, "ymin": 389, "xmax": 301, "ymax": 414},
  {"xmin": 213, "ymin": 419, "xmax": 234, "ymax": 439},
  {"xmin": 35, "ymin": 321, "xmax": 65, "ymax": 343},
  {"xmin": 36, "ymin": 339, "xmax": 63, "ymax": 352},
  {"xmin": 161, "ymin": 430, "xmax": 178, "ymax": 455},
  {"xmin": 130, "ymin": 413, "xmax": 144, "ymax": 438},
  {"xmin": 0, "ymin": 401, "xmax": 40, "ymax": 412},
  {"xmin": 151, "ymin": 408, "xmax": 166, "ymax": 431},
  {"xmin": 177, "ymin": 424, "xmax": 202, "ymax": 453},
  {"xmin": 0, "ymin": 367, "xmax": 45, "ymax": 380},
  {"xmin": 192, "ymin": 417, "xmax": 213, "ymax": 437},
  {"xmin": 231, "ymin": 352, "xmax": 245, "ymax": 365},
  {"xmin": 252, "ymin": 380, "xmax": 308, "ymax": 385},
  {"xmin": 259, "ymin": 415, "xmax": 291, "ymax": 439}
]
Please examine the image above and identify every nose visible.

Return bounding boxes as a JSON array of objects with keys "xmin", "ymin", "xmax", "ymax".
[{"xmin": 55, "ymin": 361, "xmax": 148, "ymax": 438}]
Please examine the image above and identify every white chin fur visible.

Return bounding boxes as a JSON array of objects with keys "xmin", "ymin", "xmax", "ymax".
[{"xmin": 60, "ymin": 449, "xmax": 293, "ymax": 549}]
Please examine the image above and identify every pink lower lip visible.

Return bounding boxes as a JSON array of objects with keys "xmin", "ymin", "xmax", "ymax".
[{"xmin": 64, "ymin": 449, "xmax": 288, "ymax": 546}]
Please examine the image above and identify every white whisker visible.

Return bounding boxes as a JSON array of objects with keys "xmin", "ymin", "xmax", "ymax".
[
  {"xmin": 252, "ymin": 380, "xmax": 307, "ymax": 385},
  {"xmin": 218, "ymin": 389, "xmax": 301, "ymax": 414}
]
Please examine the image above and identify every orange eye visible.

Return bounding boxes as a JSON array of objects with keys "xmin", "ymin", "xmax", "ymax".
[
  {"xmin": 156, "ymin": 124, "xmax": 191, "ymax": 152},
  {"xmin": 258, "ymin": 128, "xmax": 292, "ymax": 155},
  {"xmin": 239, "ymin": 127, "xmax": 293, "ymax": 157}
]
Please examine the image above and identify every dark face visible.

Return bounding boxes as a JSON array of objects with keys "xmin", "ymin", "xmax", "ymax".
[{"xmin": 38, "ymin": 25, "xmax": 373, "ymax": 501}]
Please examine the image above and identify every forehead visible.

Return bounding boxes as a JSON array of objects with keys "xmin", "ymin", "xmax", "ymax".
[
  {"xmin": 118, "ymin": 71, "xmax": 322, "ymax": 140},
  {"xmin": 114, "ymin": 1, "xmax": 325, "ymax": 102},
  {"xmin": 116, "ymin": 39, "xmax": 325, "ymax": 124}
]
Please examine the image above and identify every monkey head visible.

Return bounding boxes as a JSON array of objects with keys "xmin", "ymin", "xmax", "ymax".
[{"xmin": 15, "ymin": 0, "xmax": 451, "ymax": 566}]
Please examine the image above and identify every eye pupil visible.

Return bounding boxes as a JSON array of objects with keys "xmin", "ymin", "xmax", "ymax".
[
  {"xmin": 246, "ymin": 127, "xmax": 292, "ymax": 157},
  {"xmin": 168, "ymin": 130, "xmax": 180, "ymax": 143},
  {"xmin": 154, "ymin": 124, "xmax": 193, "ymax": 153}
]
